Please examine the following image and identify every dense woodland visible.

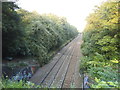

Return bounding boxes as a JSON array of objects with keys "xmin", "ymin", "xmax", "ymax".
[
  {"xmin": 81, "ymin": 0, "xmax": 119, "ymax": 88},
  {"xmin": 2, "ymin": 2, "xmax": 78, "ymax": 66},
  {"xmin": 1, "ymin": 0, "xmax": 120, "ymax": 88}
]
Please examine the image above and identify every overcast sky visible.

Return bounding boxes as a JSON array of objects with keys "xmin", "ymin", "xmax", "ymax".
[{"xmin": 16, "ymin": 0, "xmax": 107, "ymax": 32}]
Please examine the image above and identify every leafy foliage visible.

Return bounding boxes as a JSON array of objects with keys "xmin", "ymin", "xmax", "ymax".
[
  {"xmin": 2, "ymin": 2, "xmax": 25, "ymax": 57},
  {"xmin": 2, "ymin": 2, "xmax": 78, "ymax": 66},
  {"xmin": 2, "ymin": 79, "xmax": 41, "ymax": 88},
  {"xmin": 17, "ymin": 11, "xmax": 78, "ymax": 66},
  {"xmin": 91, "ymin": 77, "xmax": 118, "ymax": 88},
  {"xmin": 81, "ymin": 0, "xmax": 119, "ymax": 88}
]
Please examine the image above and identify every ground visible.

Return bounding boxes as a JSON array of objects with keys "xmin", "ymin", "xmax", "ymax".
[{"xmin": 30, "ymin": 34, "xmax": 83, "ymax": 88}]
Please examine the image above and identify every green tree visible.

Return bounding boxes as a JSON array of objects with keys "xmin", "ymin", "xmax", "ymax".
[
  {"xmin": 2, "ymin": 2, "xmax": 24, "ymax": 57},
  {"xmin": 81, "ymin": 0, "xmax": 119, "ymax": 88}
]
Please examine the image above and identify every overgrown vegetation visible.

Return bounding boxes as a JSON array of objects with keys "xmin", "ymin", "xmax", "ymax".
[
  {"xmin": 2, "ymin": 2, "xmax": 78, "ymax": 66},
  {"xmin": 80, "ymin": 0, "xmax": 119, "ymax": 88},
  {"xmin": 1, "ymin": 79, "xmax": 41, "ymax": 88}
]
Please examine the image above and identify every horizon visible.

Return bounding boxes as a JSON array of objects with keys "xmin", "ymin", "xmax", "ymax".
[{"xmin": 16, "ymin": 0, "xmax": 107, "ymax": 32}]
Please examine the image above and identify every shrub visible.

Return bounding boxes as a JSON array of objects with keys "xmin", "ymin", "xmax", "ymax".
[{"xmin": 80, "ymin": 0, "xmax": 119, "ymax": 88}]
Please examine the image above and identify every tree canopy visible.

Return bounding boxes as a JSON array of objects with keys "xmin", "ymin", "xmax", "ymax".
[
  {"xmin": 81, "ymin": 0, "xmax": 119, "ymax": 88},
  {"xmin": 2, "ymin": 2, "xmax": 78, "ymax": 66}
]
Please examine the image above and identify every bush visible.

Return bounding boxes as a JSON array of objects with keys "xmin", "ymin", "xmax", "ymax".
[
  {"xmin": 80, "ymin": 0, "xmax": 119, "ymax": 88},
  {"xmin": 2, "ymin": 3, "xmax": 78, "ymax": 66},
  {"xmin": 2, "ymin": 79, "xmax": 41, "ymax": 88}
]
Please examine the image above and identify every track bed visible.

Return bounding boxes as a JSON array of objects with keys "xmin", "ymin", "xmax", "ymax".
[{"xmin": 30, "ymin": 34, "xmax": 83, "ymax": 88}]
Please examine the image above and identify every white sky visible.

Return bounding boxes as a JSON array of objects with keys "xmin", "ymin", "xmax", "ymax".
[{"xmin": 16, "ymin": 0, "xmax": 107, "ymax": 32}]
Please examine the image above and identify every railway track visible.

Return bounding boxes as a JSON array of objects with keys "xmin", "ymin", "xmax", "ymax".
[{"xmin": 30, "ymin": 34, "xmax": 83, "ymax": 88}]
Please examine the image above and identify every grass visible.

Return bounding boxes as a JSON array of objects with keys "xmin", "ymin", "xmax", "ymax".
[
  {"xmin": 7, "ymin": 62, "xmax": 28, "ymax": 67},
  {"xmin": 2, "ymin": 79, "xmax": 41, "ymax": 88}
]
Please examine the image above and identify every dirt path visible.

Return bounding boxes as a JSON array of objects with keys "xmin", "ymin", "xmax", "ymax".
[{"xmin": 30, "ymin": 34, "xmax": 83, "ymax": 88}]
